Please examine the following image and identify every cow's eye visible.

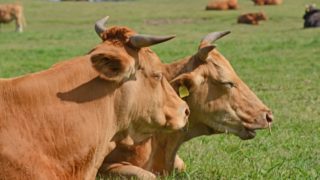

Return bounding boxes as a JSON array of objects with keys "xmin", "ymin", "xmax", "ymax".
[
  {"xmin": 152, "ymin": 72, "xmax": 163, "ymax": 81},
  {"xmin": 221, "ymin": 81, "xmax": 236, "ymax": 88}
]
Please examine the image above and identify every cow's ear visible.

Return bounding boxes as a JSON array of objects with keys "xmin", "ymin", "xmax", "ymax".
[
  {"xmin": 196, "ymin": 45, "xmax": 216, "ymax": 61},
  {"xmin": 90, "ymin": 53, "xmax": 135, "ymax": 82},
  {"xmin": 171, "ymin": 73, "xmax": 195, "ymax": 98}
]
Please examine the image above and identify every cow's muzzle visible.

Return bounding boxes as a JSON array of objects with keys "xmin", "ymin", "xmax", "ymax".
[{"xmin": 240, "ymin": 110, "xmax": 273, "ymax": 140}]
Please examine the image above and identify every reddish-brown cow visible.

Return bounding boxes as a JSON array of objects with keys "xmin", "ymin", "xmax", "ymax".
[
  {"xmin": 0, "ymin": 3, "xmax": 26, "ymax": 32},
  {"xmin": 98, "ymin": 31, "xmax": 273, "ymax": 179},
  {"xmin": 0, "ymin": 17, "xmax": 189, "ymax": 180},
  {"xmin": 238, "ymin": 12, "xmax": 268, "ymax": 25},
  {"xmin": 206, "ymin": 0, "xmax": 238, "ymax": 10},
  {"xmin": 252, "ymin": 0, "xmax": 282, "ymax": 5}
]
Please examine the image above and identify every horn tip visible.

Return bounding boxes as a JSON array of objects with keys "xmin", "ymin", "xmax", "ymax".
[
  {"xmin": 95, "ymin": 16, "xmax": 109, "ymax": 37},
  {"xmin": 167, "ymin": 35, "xmax": 176, "ymax": 40},
  {"xmin": 129, "ymin": 34, "xmax": 176, "ymax": 48},
  {"xmin": 95, "ymin": 16, "xmax": 109, "ymax": 24}
]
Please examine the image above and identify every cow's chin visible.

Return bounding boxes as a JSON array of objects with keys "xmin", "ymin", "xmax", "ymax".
[{"xmin": 203, "ymin": 120, "xmax": 257, "ymax": 140}]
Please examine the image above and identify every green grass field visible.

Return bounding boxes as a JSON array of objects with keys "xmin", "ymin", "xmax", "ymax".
[{"xmin": 0, "ymin": 0, "xmax": 319, "ymax": 179}]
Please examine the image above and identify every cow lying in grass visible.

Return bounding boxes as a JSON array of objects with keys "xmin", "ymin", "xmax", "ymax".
[
  {"xmin": 252, "ymin": 0, "xmax": 282, "ymax": 5},
  {"xmin": 0, "ymin": 16, "xmax": 190, "ymax": 179},
  {"xmin": 206, "ymin": 0, "xmax": 238, "ymax": 10},
  {"xmin": 0, "ymin": 3, "xmax": 26, "ymax": 32},
  {"xmin": 98, "ymin": 31, "xmax": 273, "ymax": 179},
  {"xmin": 238, "ymin": 12, "xmax": 268, "ymax": 25},
  {"xmin": 303, "ymin": 4, "xmax": 320, "ymax": 28}
]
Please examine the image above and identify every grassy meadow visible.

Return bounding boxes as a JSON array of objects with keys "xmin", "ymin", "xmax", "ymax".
[{"xmin": 0, "ymin": 0, "xmax": 319, "ymax": 179}]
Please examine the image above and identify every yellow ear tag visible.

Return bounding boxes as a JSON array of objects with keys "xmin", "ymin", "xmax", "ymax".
[{"xmin": 179, "ymin": 85, "xmax": 189, "ymax": 98}]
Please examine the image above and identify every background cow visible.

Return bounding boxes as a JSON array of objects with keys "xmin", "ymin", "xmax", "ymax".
[
  {"xmin": 303, "ymin": 4, "xmax": 320, "ymax": 28},
  {"xmin": 98, "ymin": 31, "xmax": 273, "ymax": 179},
  {"xmin": 0, "ymin": 3, "xmax": 26, "ymax": 32},
  {"xmin": 238, "ymin": 12, "xmax": 268, "ymax": 25},
  {"xmin": 206, "ymin": 0, "xmax": 238, "ymax": 10},
  {"xmin": 0, "ymin": 17, "xmax": 189, "ymax": 179},
  {"xmin": 252, "ymin": 0, "xmax": 282, "ymax": 5}
]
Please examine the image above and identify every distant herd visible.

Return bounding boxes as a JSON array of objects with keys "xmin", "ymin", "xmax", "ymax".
[
  {"xmin": 206, "ymin": 0, "xmax": 320, "ymax": 27},
  {"xmin": 0, "ymin": 1, "xmax": 319, "ymax": 32}
]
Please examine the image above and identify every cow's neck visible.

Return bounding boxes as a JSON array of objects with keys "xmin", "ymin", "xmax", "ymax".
[
  {"xmin": 163, "ymin": 55, "xmax": 210, "ymax": 140},
  {"xmin": 144, "ymin": 57, "xmax": 208, "ymax": 174},
  {"xmin": 49, "ymin": 57, "xmax": 123, "ymax": 179},
  {"xmin": 148, "ymin": 120, "xmax": 214, "ymax": 174},
  {"xmin": 150, "ymin": 56, "xmax": 220, "ymax": 174}
]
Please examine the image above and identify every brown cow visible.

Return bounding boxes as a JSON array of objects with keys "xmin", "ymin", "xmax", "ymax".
[
  {"xmin": 252, "ymin": 0, "xmax": 282, "ymax": 5},
  {"xmin": 0, "ymin": 3, "xmax": 26, "ymax": 32},
  {"xmin": 98, "ymin": 31, "xmax": 273, "ymax": 179},
  {"xmin": 237, "ymin": 12, "xmax": 268, "ymax": 25},
  {"xmin": 206, "ymin": 0, "xmax": 238, "ymax": 10},
  {"xmin": 0, "ymin": 16, "xmax": 189, "ymax": 180}
]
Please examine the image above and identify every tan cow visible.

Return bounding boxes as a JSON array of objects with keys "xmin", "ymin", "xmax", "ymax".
[
  {"xmin": 98, "ymin": 31, "xmax": 273, "ymax": 179},
  {"xmin": 0, "ymin": 16, "xmax": 189, "ymax": 180},
  {"xmin": 252, "ymin": 0, "xmax": 282, "ymax": 5},
  {"xmin": 206, "ymin": 0, "xmax": 238, "ymax": 10},
  {"xmin": 238, "ymin": 12, "xmax": 268, "ymax": 25},
  {"xmin": 0, "ymin": 3, "xmax": 26, "ymax": 32}
]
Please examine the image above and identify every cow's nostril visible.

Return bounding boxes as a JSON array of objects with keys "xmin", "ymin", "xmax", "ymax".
[
  {"xmin": 266, "ymin": 112, "xmax": 273, "ymax": 123},
  {"xmin": 185, "ymin": 108, "xmax": 190, "ymax": 117}
]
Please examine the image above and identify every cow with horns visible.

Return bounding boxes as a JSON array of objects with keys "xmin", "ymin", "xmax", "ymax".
[
  {"xmin": 0, "ymin": 16, "xmax": 189, "ymax": 179},
  {"xmin": 98, "ymin": 31, "xmax": 273, "ymax": 179}
]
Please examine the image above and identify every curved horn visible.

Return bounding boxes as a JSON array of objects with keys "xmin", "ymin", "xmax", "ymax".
[
  {"xmin": 201, "ymin": 31, "xmax": 231, "ymax": 44},
  {"xmin": 95, "ymin": 16, "xmax": 109, "ymax": 37},
  {"xmin": 129, "ymin": 34, "xmax": 175, "ymax": 48}
]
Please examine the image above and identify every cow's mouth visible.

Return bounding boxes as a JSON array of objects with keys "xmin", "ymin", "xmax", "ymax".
[{"xmin": 201, "ymin": 118, "xmax": 259, "ymax": 140}]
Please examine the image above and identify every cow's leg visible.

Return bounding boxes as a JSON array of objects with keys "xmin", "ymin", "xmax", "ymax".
[
  {"xmin": 173, "ymin": 155, "xmax": 186, "ymax": 172},
  {"xmin": 15, "ymin": 18, "xmax": 23, "ymax": 33},
  {"xmin": 100, "ymin": 163, "xmax": 156, "ymax": 180},
  {"xmin": 13, "ymin": 12, "xmax": 24, "ymax": 33}
]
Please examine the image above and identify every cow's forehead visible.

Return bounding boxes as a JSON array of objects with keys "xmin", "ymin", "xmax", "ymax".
[
  {"xmin": 141, "ymin": 48, "xmax": 162, "ymax": 63},
  {"xmin": 211, "ymin": 50, "xmax": 235, "ymax": 71},
  {"xmin": 195, "ymin": 50, "xmax": 237, "ymax": 81},
  {"xmin": 100, "ymin": 26, "xmax": 136, "ymax": 43},
  {"xmin": 137, "ymin": 48, "xmax": 164, "ymax": 73}
]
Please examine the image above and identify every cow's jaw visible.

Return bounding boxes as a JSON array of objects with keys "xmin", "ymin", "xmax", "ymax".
[{"xmin": 199, "ymin": 111, "xmax": 260, "ymax": 140}]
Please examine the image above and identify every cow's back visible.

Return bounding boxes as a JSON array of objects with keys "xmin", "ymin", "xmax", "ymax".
[{"xmin": 304, "ymin": 10, "xmax": 320, "ymax": 28}]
